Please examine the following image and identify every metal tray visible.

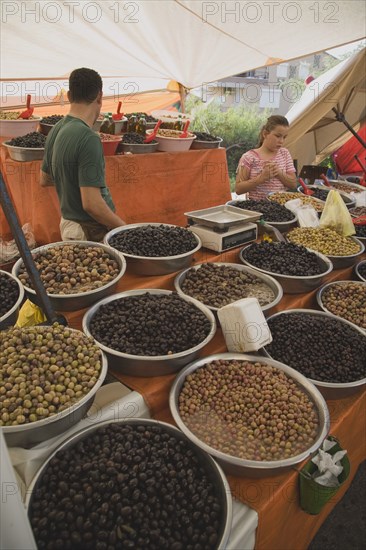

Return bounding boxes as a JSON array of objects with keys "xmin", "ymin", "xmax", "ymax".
[{"xmin": 185, "ymin": 205, "xmax": 262, "ymax": 229}]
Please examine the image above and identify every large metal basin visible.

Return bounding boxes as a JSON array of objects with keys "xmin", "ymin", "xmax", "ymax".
[
  {"xmin": 0, "ymin": 269, "xmax": 25, "ymax": 330},
  {"xmin": 26, "ymin": 418, "xmax": 233, "ymax": 550},
  {"xmin": 298, "ymin": 185, "xmax": 356, "ymax": 210},
  {"xmin": 355, "ymin": 260, "xmax": 366, "ymax": 282},
  {"xmin": 169, "ymin": 353, "xmax": 329, "ymax": 477},
  {"xmin": 316, "ymin": 280, "xmax": 366, "ymax": 333},
  {"xmin": 174, "ymin": 262, "xmax": 283, "ymax": 318},
  {"xmin": 239, "ymin": 244, "xmax": 333, "ymax": 294},
  {"xmin": 263, "ymin": 309, "xmax": 366, "ymax": 399},
  {"xmin": 12, "ymin": 240, "xmax": 126, "ymax": 312},
  {"xmin": 323, "ymin": 237, "xmax": 365, "ymax": 269},
  {"xmin": 1, "ymin": 327, "xmax": 108, "ymax": 447},
  {"xmin": 82, "ymin": 289, "xmax": 216, "ymax": 376},
  {"xmin": 226, "ymin": 199, "xmax": 298, "ymax": 233},
  {"xmin": 104, "ymin": 223, "xmax": 202, "ymax": 275}
]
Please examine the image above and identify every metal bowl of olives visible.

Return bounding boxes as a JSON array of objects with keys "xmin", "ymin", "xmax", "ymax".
[
  {"xmin": 355, "ymin": 260, "xmax": 366, "ymax": 282},
  {"xmin": 104, "ymin": 223, "xmax": 202, "ymax": 276},
  {"xmin": 82, "ymin": 289, "xmax": 217, "ymax": 376},
  {"xmin": 263, "ymin": 309, "xmax": 366, "ymax": 399},
  {"xmin": 0, "ymin": 324, "xmax": 108, "ymax": 447},
  {"xmin": 267, "ymin": 191, "xmax": 325, "ymax": 213},
  {"xmin": 12, "ymin": 241, "xmax": 126, "ymax": 312},
  {"xmin": 0, "ymin": 269, "xmax": 25, "ymax": 330},
  {"xmin": 226, "ymin": 199, "xmax": 298, "ymax": 233},
  {"xmin": 316, "ymin": 281, "xmax": 366, "ymax": 332},
  {"xmin": 26, "ymin": 418, "xmax": 233, "ymax": 549},
  {"xmin": 239, "ymin": 243, "xmax": 333, "ymax": 294},
  {"xmin": 3, "ymin": 141, "xmax": 45, "ymax": 162},
  {"xmin": 297, "ymin": 185, "xmax": 356, "ymax": 210},
  {"xmin": 319, "ymin": 237, "xmax": 365, "ymax": 270},
  {"xmin": 174, "ymin": 262, "xmax": 283, "ymax": 318},
  {"xmin": 169, "ymin": 353, "xmax": 329, "ymax": 477}
]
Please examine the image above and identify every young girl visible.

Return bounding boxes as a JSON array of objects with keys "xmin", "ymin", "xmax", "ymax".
[{"xmin": 235, "ymin": 115, "xmax": 297, "ymax": 199}]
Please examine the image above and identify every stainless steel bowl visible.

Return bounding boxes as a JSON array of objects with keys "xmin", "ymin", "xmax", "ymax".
[
  {"xmin": 239, "ymin": 244, "xmax": 333, "ymax": 294},
  {"xmin": 174, "ymin": 262, "xmax": 283, "ymax": 318},
  {"xmin": 327, "ymin": 179, "xmax": 366, "ymax": 193},
  {"xmin": 226, "ymin": 199, "xmax": 298, "ymax": 233},
  {"xmin": 1, "ymin": 327, "xmax": 108, "ymax": 447},
  {"xmin": 119, "ymin": 141, "xmax": 159, "ymax": 154},
  {"xmin": 325, "ymin": 237, "xmax": 365, "ymax": 269},
  {"xmin": 298, "ymin": 185, "xmax": 356, "ymax": 210},
  {"xmin": 26, "ymin": 418, "xmax": 233, "ymax": 549},
  {"xmin": 190, "ymin": 137, "xmax": 223, "ymax": 149},
  {"xmin": 263, "ymin": 309, "xmax": 366, "ymax": 399},
  {"xmin": 316, "ymin": 280, "xmax": 366, "ymax": 332},
  {"xmin": 3, "ymin": 141, "xmax": 45, "ymax": 162},
  {"xmin": 104, "ymin": 223, "xmax": 202, "ymax": 275},
  {"xmin": 82, "ymin": 289, "xmax": 217, "ymax": 376},
  {"xmin": 267, "ymin": 191, "xmax": 325, "ymax": 214},
  {"xmin": 169, "ymin": 353, "xmax": 329, "ymax": 477},
  {"xmin": 355, "ymin": 260, "xmax": 366, "ymax": 282},
  {"xmin": 0, "ymin": 269, "xmax": 25, "ymax": 330},
  {"xmin": 12, "ymin": 241, "xmax": 126, "ymax": 312}
]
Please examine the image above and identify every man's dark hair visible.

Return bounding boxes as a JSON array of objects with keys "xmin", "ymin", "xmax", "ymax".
[{"xmin": 68, "ymin": 68, "xmax": 103, "ymax": 104}]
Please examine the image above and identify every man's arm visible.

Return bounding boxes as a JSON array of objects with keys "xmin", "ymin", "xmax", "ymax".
[
  {"xmin": 40, "ymin": 170, "xmax": 55, "ymax": 187},
  {"xmin": 80, "ymin": 187, "xmax": 126, "ymax": 229}
]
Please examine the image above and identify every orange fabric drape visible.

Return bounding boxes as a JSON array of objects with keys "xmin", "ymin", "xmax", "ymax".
[{"xmin": 0, "ymin": 146, "xmax": 231, "ymax": 243}]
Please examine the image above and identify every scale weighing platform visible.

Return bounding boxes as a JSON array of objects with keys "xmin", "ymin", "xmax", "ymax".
[{"xmin": 185, "ymin": 205, "xmax": 262, "ymax": 252}]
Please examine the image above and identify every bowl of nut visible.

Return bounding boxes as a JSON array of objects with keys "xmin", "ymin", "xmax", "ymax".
[
  {"xmin": 0, "ymin": 324, "xmax": 108, "ymax": 447},
  {"xmin": 145, "ymin": 128, "xmax": 196, "ymax": 152},
  {"xmin": 239, "ymin": 241, "xmax": 333, "ymax": 294},
  {"xmin": 0, "ymin": 269, "xmax": 25, "ymax": 330},
  {"xmin": 0, "ymin": 112, "xmax": 42, "ymax": 138},
  {"xmin": 99, "ymin": 133, "xmax": 123, "ymax": 156},
  {"xmin": 104, "ymin": 223, "xmax": 201, "ymax": 275},
  {"xmin": 263, "ymin": 309, "xmax": 366, "ymax": 399},
  {"xmin": 169, "ymin": 353, "xmax": 329, "ymax": 477},
  {"xmin": 12, "ymin": 241, "xmax": 126, "ymax": 311},
  {"xmin": 26, "ymin": 418, "xmax": 232, "ymax": 549},
  {"xmin": 286, "ymin": 227, "xmax": 365, "ymax": 269},
  {"xmin": 174, "ymin": 262, "xmax": 283, "ymax": 318},
  {"xmin": 227, "ymin": 198, "xmax": 298, "ymax": 233},
  {"xmin": 82, "ymin": 289, "xmax": 216, "ymax": 376},
  {"xmin": 316, "ymin": 281, "xmax": 366, "ymax": 332},
  {"xmin": 355, "ymin": 260, "xmax": 366, "ymax": 282}
]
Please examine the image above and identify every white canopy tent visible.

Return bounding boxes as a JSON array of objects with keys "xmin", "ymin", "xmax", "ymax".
[
  {"xmin": 286, "ymin": 48, "xmax": 366, "ymax": 170},
  {"xmin": 1, "ymin": 0, "xmax": 365, "ymax": 89}
]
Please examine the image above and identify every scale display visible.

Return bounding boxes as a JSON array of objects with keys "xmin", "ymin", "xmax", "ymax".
[{"xmin": 189, "ymin": 222, "xmax": 258, "ymax": 252}]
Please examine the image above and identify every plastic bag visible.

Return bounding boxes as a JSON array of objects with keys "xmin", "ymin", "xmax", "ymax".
[
  {"xmin": 285, "ymin": 199, "xmax": 319, "ymax": 228},
  {"xmin": 0, "ymin": 224, "xmax": 36, "ymax": 263},
  {"xmin": 319, "ymin": 190, "xmax": 355, "ymax": 236},
  {"xmin": 15, "ymin": 299, "xmax": 47, "ymax": 327}
]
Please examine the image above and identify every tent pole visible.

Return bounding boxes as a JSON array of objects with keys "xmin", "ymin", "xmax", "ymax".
[
  {"xmin": 333, "ymin": 109, "xmax": 366, "ymax": 149},
  {"xmin": 179, "ymin": 83, "xmax": 187, "ymax": 112},
  {"xmin": 0, "ymin": 172, "xmax": 66, "ymax": 326}
]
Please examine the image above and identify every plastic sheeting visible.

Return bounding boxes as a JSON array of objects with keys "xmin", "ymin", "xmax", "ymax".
[
  {"xmin": 286, "ymin": 48, "xmax": 366, "ymax": 170},
  {"xmin": 1, "ymin": 1, "xmax": 365, "ymax": 88},
  {"xmin": 333, "ymin": 124, "xmax": 366, "ymax": 175}
]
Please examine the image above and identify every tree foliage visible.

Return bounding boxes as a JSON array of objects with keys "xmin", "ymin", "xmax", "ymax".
[{"xmin": 185, "ymin": 98, "xmax": 271, "ymax": 189}]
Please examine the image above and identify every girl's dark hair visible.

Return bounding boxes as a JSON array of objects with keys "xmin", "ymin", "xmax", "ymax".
[
  {"xmin": 69, "ymin": 68, "xmax": 103, "ymax": 104},
  {"xmin": 258, "ymin": 115, "xmax": 289, "ymax": 146}
]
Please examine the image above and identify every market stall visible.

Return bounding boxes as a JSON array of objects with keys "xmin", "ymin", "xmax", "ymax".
[
  {"xmin": 0, "ymin": 147, "xmax": 231, "ymax": 244},
  {"xmin": 2, "ymin": 240, "xmax": 365, "ymax": 550}
]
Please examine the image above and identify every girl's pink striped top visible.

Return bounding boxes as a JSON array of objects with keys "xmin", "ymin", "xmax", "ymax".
[{"xmin": 238, "ymin": 148, "xmax": 296, "ymax": 200}]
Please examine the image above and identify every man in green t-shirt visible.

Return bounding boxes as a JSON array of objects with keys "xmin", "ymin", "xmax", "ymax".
[{"xmin": 40, "ymin": 67, "xmax": 125, "ymax": 241}]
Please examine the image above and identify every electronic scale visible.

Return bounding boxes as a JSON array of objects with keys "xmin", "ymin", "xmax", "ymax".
[{"xmin": 185, "ymin": 205, "xmax": 261, "ymax": 253}]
